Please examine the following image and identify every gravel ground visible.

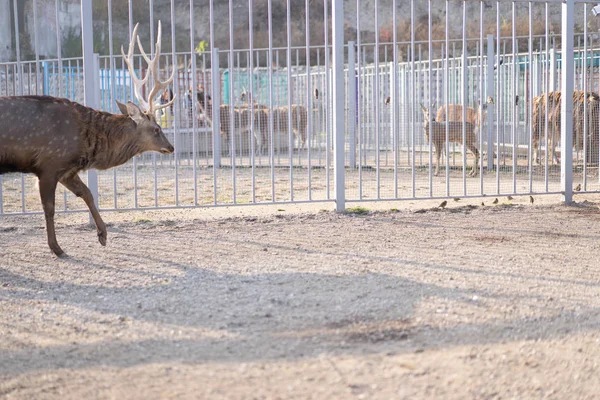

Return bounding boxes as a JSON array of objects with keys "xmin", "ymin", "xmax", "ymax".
[{"xmin": 1, "ymin": 195, "xmax": 600, "ymax": 399}]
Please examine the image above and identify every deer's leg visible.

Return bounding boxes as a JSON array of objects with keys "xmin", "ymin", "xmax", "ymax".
[
  {"xmin": 467, "ymin": 144, "xmax": 480, "ymax": 177},
  {"xmin": 38, "ymin": 175, "xmax": 64, "ymax": 257},
  {"xmin": 60, "ymin": 173, "xmax": 107, "ymax": 247},
  {"xmin": 434, "ymin": 141, "xmax": 441, "ymax": 176}
]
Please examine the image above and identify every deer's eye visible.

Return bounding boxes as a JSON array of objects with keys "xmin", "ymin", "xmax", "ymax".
[{"xmin": 154, "ymin": 127, "xmax": 160, "ymax": 135}]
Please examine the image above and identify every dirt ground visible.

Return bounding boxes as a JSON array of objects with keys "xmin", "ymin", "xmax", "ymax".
[{"xmin": 1, "ymin": 195, "xmax": 600, "ymax": 399}]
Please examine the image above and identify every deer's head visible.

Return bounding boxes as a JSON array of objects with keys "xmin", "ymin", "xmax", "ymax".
[
  {"xmin": 121, "ymin": 21, "xmax": 175, "ymax": 155},
  {"xmin": 115, "ymin": 100, "xmax": 174, "ymax": 155}
]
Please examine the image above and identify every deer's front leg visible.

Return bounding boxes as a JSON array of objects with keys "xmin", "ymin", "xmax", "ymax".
[
  {"xmin": 60, "ymin": 173, "xmax": 107, "ymax": 247},
  {"xmin": 38, "ymin": 175, "xmax": 64, "ymax": 257}
]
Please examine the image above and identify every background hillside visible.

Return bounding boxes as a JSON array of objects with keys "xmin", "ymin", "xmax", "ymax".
[{"xmin": 1, "ymin": 0, "xmax": 595, "ymax": 63}]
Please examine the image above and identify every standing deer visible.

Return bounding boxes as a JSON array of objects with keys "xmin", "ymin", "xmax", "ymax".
[
  {"xmin": 0, "ymin": 22, "xmax": 175, "ymax": 256},
  {"xmin": 420, "ymin": 104, "xmax": 480, "ymax": 177},
  {"xmin": 240, "ymin": 89, "xmax": 308, "ymax": 150}
]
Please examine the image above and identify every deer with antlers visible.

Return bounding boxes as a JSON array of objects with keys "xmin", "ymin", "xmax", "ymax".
[{"xmin": 0, "ymin": 21, "xmax": 175, "ymax": 256}]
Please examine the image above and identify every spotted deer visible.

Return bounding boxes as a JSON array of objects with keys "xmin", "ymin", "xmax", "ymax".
[
  {"xmin": 0, "ymin": 22, "xmax": 175, "ymax": 256},
  {"xmin": 420, "ymin": 104, "xmax": 480, "ymax": 177}
]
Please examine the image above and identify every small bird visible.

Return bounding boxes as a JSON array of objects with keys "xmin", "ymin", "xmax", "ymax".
[
  {"xmin": 439, "ymin": 200, "xmax": 447, "ymax": 209},
  {"xmin": 486, "ymin": 96, "xmax": 495, "ymax": 105},
  {"xmin": 481, "ymin": 202, "xmax": 485, "ymax": 206},
  {"xmin": 575, "ymin": 183, "xmax": 581, "ymax": 192},
  {"xmin": 515, "ymin": 95, "xmax": 520, "ymax": 106},
  {"xmin": 453, "ymin": 197, "xmax": 461, "ymax": 202},
  {"xmin": 384, "ymin": 96, "xmax": 391, "ymax": 105},
  {"xmin": 530, "ymin": 195, "xmax": 534, "ymax": 204},
  {"xmin": 492, "ymin": 198, "xmax": 499, "ymax": 204},
  {"xmin": 507, "ymin": 195, "xmax": 513, "ymax": 200},
  {"xmin": 314, "ymin": 88, "xmax": 319, "ymax": 100}
]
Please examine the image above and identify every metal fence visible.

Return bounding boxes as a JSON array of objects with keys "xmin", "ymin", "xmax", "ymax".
[{"xmin": 0, "ymin": 0, "xmax": 594, "ymax": 215}]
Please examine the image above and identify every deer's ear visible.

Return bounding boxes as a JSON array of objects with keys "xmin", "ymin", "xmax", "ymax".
[
  {"xmin": 124, "ymin": 101, "xmax": 146, "ymax": 125},
  {"xmin": 116, "ymin": 100, "xmax": 128, "ymax": 115}
]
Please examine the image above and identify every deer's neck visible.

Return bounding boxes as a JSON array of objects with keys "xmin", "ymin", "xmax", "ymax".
[{"xmin": 82, "ymin": 110, "xmax": 143, "ymax": 170}]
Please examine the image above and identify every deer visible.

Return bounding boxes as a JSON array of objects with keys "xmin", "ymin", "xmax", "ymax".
[
  {"xmin": 420, "ymin": 104, "xmax": 480, "ymax": 177},
  {"xmin": 240, "ymin": 89, "xmax": 308, "ymax": 150},
  {"xmin": 0, "ymin": 21, "xmax": 175, "ymax": 257},
  {"xmin": 196, "ymin": 89, "xmax": 267, "ymax": 156}
]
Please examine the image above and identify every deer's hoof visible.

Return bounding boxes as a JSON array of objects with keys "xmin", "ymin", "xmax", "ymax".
[
  {"xmin": 50, "ymin": 244, "xmax": 65, "ymax": 257},
  {"xmin": 98, "ymin": 230, "xmax": 107, "ymax": 246}
]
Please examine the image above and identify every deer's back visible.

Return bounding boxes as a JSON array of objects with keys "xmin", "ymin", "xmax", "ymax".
[{"xmin": 0, "ymin": 96, "xmax": 84, "ymax": 176}]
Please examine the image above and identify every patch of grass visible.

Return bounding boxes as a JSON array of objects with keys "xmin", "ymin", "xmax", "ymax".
[
  {"xmin": 134, "ymin": 218, "xmax": 152, "ymax": 224},
  {"xmin": 345, "ymin": 206, "xmax": 370, "ymax": 215},
  {"xmin": 277, "ymin": 208, "xmax": 285, "ymax": 212},
  {"xmin": 390, "ymin": 208, "xmax": 399, "ymax": 212}
]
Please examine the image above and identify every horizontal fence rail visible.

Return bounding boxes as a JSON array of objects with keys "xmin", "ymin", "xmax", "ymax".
[{"xmin": 0, "ymin": 0, "xmax": 595, "ymax": 216}]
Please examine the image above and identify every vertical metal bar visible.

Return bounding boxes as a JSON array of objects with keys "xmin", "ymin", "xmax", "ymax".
[
  {"xmin": 170, "ymin": 0, "xmax": 180, "ymax": 206},
  {"xmin": 305, "ymin": 0, "xmax": 312, "ymax": 199},
  {"xmin": 479, "ymin": 1, "xmax": 484, "ymax": 187},
  {"xmin": 445, "ymin": 0, "xmax": 450, "ymax": 195},
  {"xmin": 228, "ymin": 0, "xmax": 237, "ymax": 204},
  {"xmin": 55, "ymin": 0, "xmax": 63, "ymax": 97},
  {"xmin": 544, "ymin": 2, "xmax": 549, "ymax": 192},
  {"xmin": 462, "ymin": 1, "xmax": 467, "ymax": 194},
  {"xmin": 528, "ymin": 2, "xmax": 533, "ymax": 193},
  {"xmin": 410, "ymin": 0, "xmax": 415, "ymax": 198},
  {"xmin": 487, "ymin": 34, "xmax": 495, "ymax": 172},
  {"xmin": 392, "ymin": 0, "xmax": 398, "ymax": 198},
  {"xmin": 583, "ymin": 5, "xmax": 588, "ymax": 190},
  {"xmin": 12, "ymin": 0, "xmax": 22, "ymax": 96},
  {"xmin": 561, "ymin": 0, "xmax": 574, "ymax": 204},
  {"xmin": 267, "ymin": 0, "xmax": 275, "ymax": 201},
  {"xmin": 190, "ymin": 0, "xmax": 198, "ymax": 205},
  {"xmin": 324, "ymin": 0, "xmax": 331, "ymax": 199},
  {"xmin": 286, "ymin": 0, "xmax": 294, "ymax": 201},
  {"xmin": 348, "ymin": 42, "xmax": 356, "ymax": 170},
  {"xmin": 428, "ymin": 0, "xmax": 433, "ymax": 196},
  {"xmin": 212, "ymin": 48, "xmax": 221, "ymax": 202},
  {"xmin": 374, "ymin": 0, "xmax": 380, "ymax": 199},
  {"xmin": 33, "ymin": 0, "xmax": 41, "ymax": 95},
  {"xmin": 356, "ymin": 0, "xmax": 363, "ymax": 199},
  {"xmin": 81, "ymin": 0, "xmax": 98, "ymax": 218},
  {"xmin": 333, "ymin": 0, "xmax": 345, "ymax": 211},
  {"xmin": 249, "ymin": 0, "xmax": 256, "ymax": 203},
  {"xmin": 512, "ymin": 1, "xmax": 517, "ymax": 194},
  {"xmin": 496, "ymin": 2, "xmax": 501, "ymax": 193},
  {"xmin": 108, "ymin": 0, "xmax": 115, "ymax": 113}
]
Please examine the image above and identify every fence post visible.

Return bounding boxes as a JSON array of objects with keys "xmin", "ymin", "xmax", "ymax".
[
  {"xmin": 81, "ymin": 0, "xmax": 99, "ymax": 221},
  {"xmin": 486, "ymin": 34, "xmax": 495, "ymax": 171},
  {"xmin": 212, "ymin": 48, "xmax": 221, "ymax": 167},
  {"xmin": 561, "ymin": 0, "xmax": 574, "ymax": 204},
  {"xmin": 332, "ymin": 0, "xmax": 345, "ymax": 212},
  {"xmin": 348, "ymin": 41, "xmax": 356, "ymax": 168},
  {"xmin": 549, "ymin": 48, "xmax": 557, "ymax": 92}
]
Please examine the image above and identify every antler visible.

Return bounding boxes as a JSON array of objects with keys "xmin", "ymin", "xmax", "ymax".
[
  {"xmin": 121, "ymin": 21, "xmax": 176, "ymax": 115},
  {"xmin": 121, "ymin": 23, "xmax": 150, "ymax": 112},
  {"xmin": 136, "ymin": 21, "xmax": 176, "ymax": 114}
]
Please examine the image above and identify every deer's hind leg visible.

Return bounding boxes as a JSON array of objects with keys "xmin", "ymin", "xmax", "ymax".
[
  {"xmin": 60, "ymin": 173, "xmax": 107, "ymax": 247},
  {"xmin": 466, "ymin": 144, "xmax": 480, "ymax": 177},
  {"xmin": 433, "ymin": 141, "xmax": 442, "ymax": 176}
]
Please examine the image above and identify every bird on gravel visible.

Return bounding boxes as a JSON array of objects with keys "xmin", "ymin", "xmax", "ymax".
[
  {"xmin": 507, "ymin": 195, "xmax": 513, "ymax": 200},
  {"xmin": 481, "ymin": 202, "xmax": 485, "ymax": 207},
  {"xmin": 439, "ymin": 200, "xmax": 447, "ymax": 209},
  {"xmin": 492, "ymin": 198, "xmax": 499, "ymax": 205},
  {"xmin": 530, "ymin": 195, "xmax": 535, "ymax": 204},
  {"xmin": 575, "ymin": 183, "xmax": 581, "ymax": 192},
  {"xmin": 453, "ymin": 197, "xmax": 460, "ymax": 202}
]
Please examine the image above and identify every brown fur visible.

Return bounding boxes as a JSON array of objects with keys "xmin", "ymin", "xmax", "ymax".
[
  {"xmin": 532, "ymin": 91, "xmax": 600, "ymax": 164},
  {"xmin": 0, "ymin": 95, "xmax": 174, "ymax": 256},
  {"xmin": 421, "ymin": 105, "xmax": 480, "ymax": 177}
]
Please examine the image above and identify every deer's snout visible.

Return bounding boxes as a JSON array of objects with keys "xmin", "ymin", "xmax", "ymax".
[{"xmin": 160, "ymin": 144, "xmax": 175, "ymax": 154}]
